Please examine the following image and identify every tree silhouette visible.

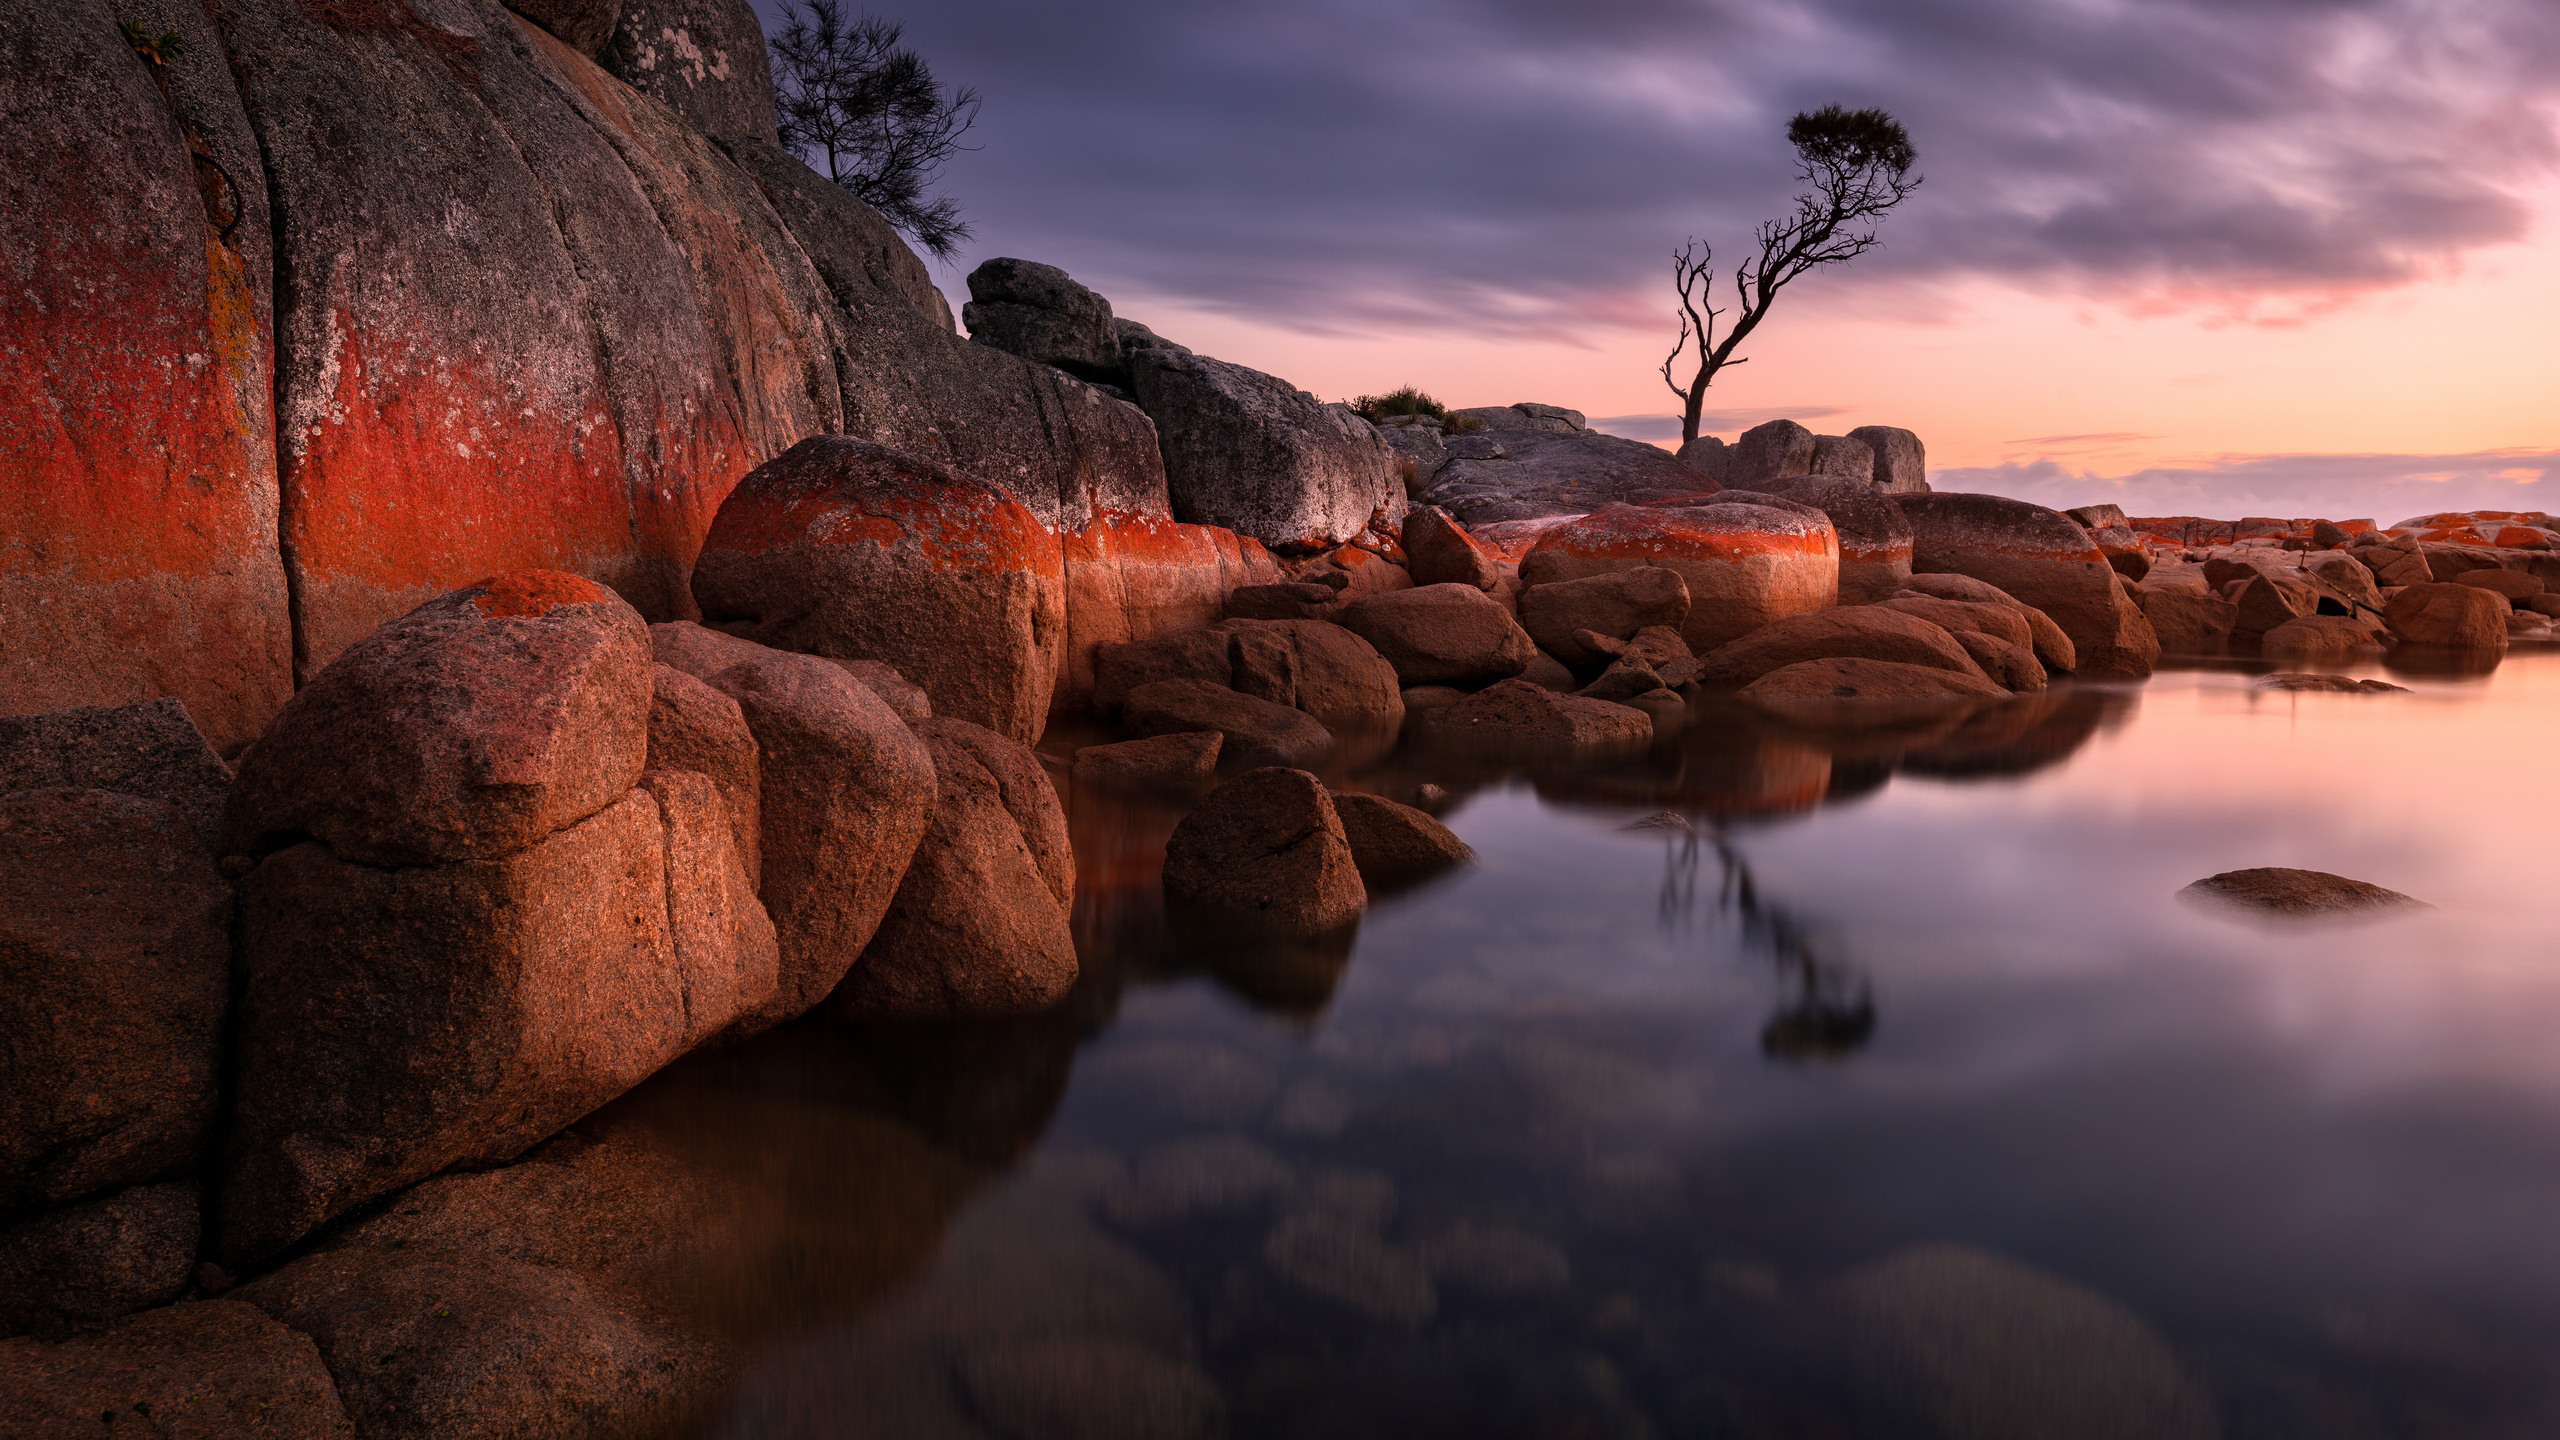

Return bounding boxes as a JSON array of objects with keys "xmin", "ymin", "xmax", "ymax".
[
  {"xmin": 770, "ymin": 1, "xmax": 980, "ymax": 259},
  {"xmin": 1661, "ymin": 105, "xmax": 1921, "ymax": 445}
]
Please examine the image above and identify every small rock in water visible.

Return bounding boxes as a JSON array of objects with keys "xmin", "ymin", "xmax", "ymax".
[
  {"xmin": 1261, "ymin": 1212, "xmax": 1437, "ymax": 1325},
  {"xmin": 2179, "ymin": 867, "xmax": 2429, "ymax": 920},
  {"xmin": 1619, "ymin": 811, "xmax": 1692, "ymax": 834},
  {"xmin": 1331, "ymin": 792, "xmax": 1474, "ymax": 889},
  {"xmin": 2255, "ymin": 673, "xmax": 2409, "ymax": 693}
]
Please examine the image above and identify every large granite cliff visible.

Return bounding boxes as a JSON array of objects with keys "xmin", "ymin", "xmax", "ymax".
[{"xmin": 1, "ymin": 0, "xmax": 1177, "ymax": 751}]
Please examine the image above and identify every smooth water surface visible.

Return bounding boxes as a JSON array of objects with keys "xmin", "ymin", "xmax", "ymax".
[{"xmin": 634, "ymin": 652, "xmax": 2560, "ymax": 1438}]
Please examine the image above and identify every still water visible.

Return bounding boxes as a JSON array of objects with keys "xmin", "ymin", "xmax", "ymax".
[{"xmin": 628, "ymin": 651, "xmax": 2560, "ymax": 1438}]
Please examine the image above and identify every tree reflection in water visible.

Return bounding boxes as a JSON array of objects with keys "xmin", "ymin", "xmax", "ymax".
[{"xmin": 1653, "ymin": 818, "xmax": 1875, "ymax": 1062}]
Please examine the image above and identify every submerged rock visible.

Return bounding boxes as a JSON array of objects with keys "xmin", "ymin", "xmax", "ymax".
[
  {"xmin": 1828, "ymin": 1243, "xmax": 2216, "ymax": 1440},
  {"xmin": 2385, "ymin": 583, "xmax": 2510, "ymax": 648},
  {"xmin": 2179, "ymin": 867, "xmax": 2428, "ymax": 919},
  {"xmin": 1261, "ymin": 1212, "xmax": 1437, "ymax": 1326}
]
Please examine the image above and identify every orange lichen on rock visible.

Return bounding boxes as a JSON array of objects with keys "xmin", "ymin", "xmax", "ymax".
[{"xmin": 468, "ymin": 571, "xmax": 618, "ymax": 618}]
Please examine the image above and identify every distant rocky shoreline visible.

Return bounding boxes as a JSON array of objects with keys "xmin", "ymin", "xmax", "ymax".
[{"xmin": 5, "ymin": 0, "xmax": 2553, "ymax": 1429}]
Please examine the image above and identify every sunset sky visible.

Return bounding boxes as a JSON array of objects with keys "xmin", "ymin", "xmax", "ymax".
[{"xmin": 763, "ymin": 0, "xmax": 2560, "ymax": 523}]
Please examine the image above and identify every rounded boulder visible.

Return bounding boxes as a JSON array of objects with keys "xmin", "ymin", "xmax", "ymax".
[
  {"xmin": 225, "ymin": 571, "xmax": 652, "ymax": 867},
  {"xmin": 1522, "ymin": 503, "xmax": 1837, "ymax": 654},
  {"xmin": 692, "ymin": 438, "xmax": 1067, "ymax": 745},
  {"xmin": 1697, "ymin": 607, "xmax": 1993, "ymax": 690},
  {"xmin": 2386, "ymin": 582, "xmax": 2513, "ymax": 647},
  {"xmin": 1337, "ymin": 583, "xmax": 1537, "ymax": 686},
  {"xmin": 1163, "ymin": 768, "xmax": 1367, "ymax": 937}
]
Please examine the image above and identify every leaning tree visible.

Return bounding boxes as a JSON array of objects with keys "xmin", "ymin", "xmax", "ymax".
[
  {"xmin": 770, "ymin": 0, "xmax": 981, "ymax": 259},
  {"xmin": 1661, "ymin": 105, "xmax": 1920, "ymax": 445}
]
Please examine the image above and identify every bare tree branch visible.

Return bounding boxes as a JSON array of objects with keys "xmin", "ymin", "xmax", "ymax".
[{"xmin": 1665, "ymin": 105, "xmax": 1920, "ymax": 444}]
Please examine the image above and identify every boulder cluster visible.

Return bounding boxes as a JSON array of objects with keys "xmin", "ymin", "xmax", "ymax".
[
  {"xmin": 2083, "ymin": 504, "xmax": 2560, "ymax": 663},
  {"xmin": 0, "ymin": 0, "xmax": 2536, "ymax": 1420}
]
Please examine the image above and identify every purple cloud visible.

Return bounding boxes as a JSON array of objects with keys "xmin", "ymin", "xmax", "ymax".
[{"xmin": 761, "ymin": 0, "xmax": 2560, "ymax": 338}]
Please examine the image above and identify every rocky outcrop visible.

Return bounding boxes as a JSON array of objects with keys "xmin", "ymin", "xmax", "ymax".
[
  {"xmin": 0, "ymin": 0, "xmax": 293, "ymax": 753},
  {"xmin": 1847, "ymin": 426, "xmax": 1929, "ymax": 494},
  {"xmin": 692, "ymin": 649, "xmax": 935, "ymax": 1024},
  {"xmin": 1452, "ymin": 403, "xmax": 1584, "ymax": 433},
  {"xmin": 1403, "ymin": 506, "xmax": 1504, "ymax": 590},
  {"xmin": 1332, "ymin": 792, "xmax": 1474, "ymax": 889},
  {"xmin": 1336, "ymin": 584, "xmax": 1537, "ymax": 686},
  {"xmin": 1095, "ymin": 621, "xmax": 1402, "ymax": 726},
  {"xmin": 1521, "ymin": 503, "xmax": 1838, "ymax": 654},
  {"xmin": 0, "ymin": 1181, "xmax": 198, "ymax": 1339},
  {"xmin": 961, "ymin": 258, "xmax": 1121, "ymax": 382},
  {"xmin": 1162, "ymin": 768, "xmax": 1367, "ymax": 938},
  {"xmin": 213, "ymin": 575, "xmax": 809, "ymax": 1262},
  {"xmin": 1055, "ymin": 511, "xmax": 1280, "ymax": 716},
  {"xmin": 221, "ymin": 780, "xmax": 774, "ymax": 1263},
  {"xmin": 692, "ymin": 438, "xmax": 1066, "ymax": 744},
  {"xmin": 1898, "ymin": 494, "xmax": 2157, "ymax": 678},
  {"xmin": 1898, "ymin": 573, "xmax": 2077, "ymax": 672},
  {"xmin": 1, "ymin": 790, "xmax": 229, "ymax": 1221},
  {"xmin": 1730, "ymin": 419, "xmax": 1815, "ymax": 486},
  {"xmin": 1740, "ymin": 656, "xmax": 2006, "ymax": 711},
  {"xmin": 2139, "ymin": 585, "xmax": 2239, "ymax": 653},
  {"xmin": 1416, "ymin": 428, "xmax": 1715, "ymax": 525},
  {"xmin": 1073, "ymin": 732, "xmax": 1223, "ymax": 791},
  {"xmin": 648, "ymin": 663, "xmax": 763, "ymax": 885},
  {"xmin": 837, "ymin": 719, "xmax": 1079, "ymax": 1021},
  {"xmin": 1130, "ymin": 350, "xmax": 1400, "ymax": 552},
  {"xmin": 10, "ymin": 0, "xmax": 1197, "ymax": 740}
]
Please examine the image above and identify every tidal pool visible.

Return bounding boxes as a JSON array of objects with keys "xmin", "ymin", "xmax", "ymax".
[{"xmin": 634, "ymin": 650, "xmax": 2560, "ymax": 1438}]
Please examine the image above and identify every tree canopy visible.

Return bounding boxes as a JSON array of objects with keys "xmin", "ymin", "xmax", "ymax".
[
  {"xmin": 1661, "ymin": 105, "xmax": 1921, "ymax": 445},
  {"xmin": 771, "ymin": 1, "xmax": 980, "ymax": 259}
]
